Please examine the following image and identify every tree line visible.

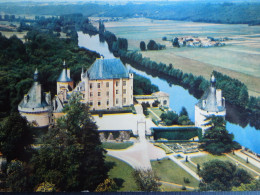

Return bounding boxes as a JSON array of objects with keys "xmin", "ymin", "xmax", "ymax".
[
  {"xmin": 98, "ymin": 24, "xmax": 260, "ymax": 129},
  {"xmin": 1, "ymin": 2, "xmax": 260, "ymax": 25}
]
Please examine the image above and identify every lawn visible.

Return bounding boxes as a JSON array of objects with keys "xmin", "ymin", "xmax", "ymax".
[
  {"xmin": 102, "ymin": 142, "xmax": 133, "ymax": 150},
  {"xmin": 183, "ymin": 161, "xmax": 197, "ymax": 173},
  {"xmin": 151, "ymin": 158, "xmax": 199, "ymax": 188},
  {"xmin": 149, "ymin": 107, "xmax": 163, "ymax": 118},
  {"xmin": 105, "ymin": 155, "xmax": 138, "ymax": 192},
  {"xmin": 191, "ymin": 154, "xmax": 230, "ymax": 165},
  {"xmin": 191, "ymin": 153, "xmax": 259, "ymax": 177},
  {"xmin": 228, "ymin": 153, "xmax": 260, "ymax": 174}
]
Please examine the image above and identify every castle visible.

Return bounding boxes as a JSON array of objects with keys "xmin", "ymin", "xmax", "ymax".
[
  {"xmin": 195, "ymin": 75, "xmax": 226, "ymax": 133},
  {"xmin": 18, "ymin": 58, "xmax": 134, "ymax": 127}
]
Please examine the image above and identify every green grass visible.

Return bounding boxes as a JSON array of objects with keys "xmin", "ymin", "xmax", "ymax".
[
  {"xmin": 150, "ymin": 107, "xmax": 163, "ymax": 118},
  {"xmin": 183, "ymin": 161, "xmax": 197, "ymax": 173},
  {"xmin": 102, "ymin": 142, "xmax": 133, "ymax": 150},
  {"xmin": 229, "ymin": 153, "xmax": 260, "ymax": 174},
  {"xmin": 191, "ymin": 154, "xmax": 231, "ymax": 165},
  {"xmin": 161, "ymin": 183, "xmax": 187, "ymax": 192},
  {"xmin": 105, "ymin": 155, "xmax": 138, "ymax": 192},
  {"xmin": 191, "ymin": 154, "xmax": 259, "ymax": 177},
  {"xmin": 151, "ymin": 158, "xmax": 199, "ymax": 188}
]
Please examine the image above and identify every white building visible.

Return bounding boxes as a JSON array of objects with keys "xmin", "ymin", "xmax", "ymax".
[{"xmin": 195, "ymin": 75, "xmax": 226, "ymax": 134}]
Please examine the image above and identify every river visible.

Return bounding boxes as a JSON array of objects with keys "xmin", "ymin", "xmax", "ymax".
[{"xmin": 77, "ymin": 31, "xmax": 260, "ymax": 154}]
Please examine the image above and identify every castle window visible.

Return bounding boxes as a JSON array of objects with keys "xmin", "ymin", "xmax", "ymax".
[
  {"xmin": 116, "ymin": 98, "xmax": 119, "ymax": 104},
  {"xmin": 116, "ymin": 81, "xmax": 119, "ymax": 87},
  {"xmin": 116, "ymin": 90, "xmax": 119, "ymax": 94},
  {"xmin": 106, "ymin": 82, "xmax": 109, "ymax": 87},
  {"xmin": 107, "ymin": 100, "xmax": 109, "ymax": 105},
  {"xmin": 90, "ymin": 83, "xmax": 92, "ymax": 89},
  {"xmin": 90, "ymin": 92, "xmax": 93, "ymax": 97},
  {"xmin": 123, "ymin": 81, "xmax": 126, "ymax": 86},
  {"xmin": 89, "ymin": 101, "xmax": 93, "ymax": 106},
  {"xmin": 106, "ymin": 91, "xmax": 109, "ymax": 96},
  {"xmin": 98, "ymin": 101, "xmax": 101, "ymax": 106},
  {"xmin": 98, "ymin": 92, "xmax": 101, "ymax": 96},
  {"xmin": 123, "ymin": 98, "xmax": 126, "ymax": 104},
  {"xmin": 98, "ymin": 83, "xmax": 101, "ymax": 88},
  {"xmin": 123, "ymin": 89, "xmax": 126, "ymax": 94}
]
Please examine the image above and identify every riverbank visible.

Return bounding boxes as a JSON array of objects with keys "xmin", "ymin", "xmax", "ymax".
[{"xmin": 105, "ymin": 18, "xmax": 260, "ymax": 97}]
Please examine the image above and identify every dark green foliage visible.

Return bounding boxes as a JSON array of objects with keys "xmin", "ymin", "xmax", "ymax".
[
  {"xmin": 0, "ymin": 19, "xmax": 98, "ymax": 117},
  {"xmin": 141, "ymin": 102, "xmax": 150, "ymax": 116},
  {"xmin": 2, "ymin": 2, "xmax": 260, "ymax": 25},
  {"xmin": 199, "ymin": 160, "xmax": 252, "ymax": 191},
  {"xmin": 6, "ymin": 160, "xmax": 30, "ymax": 192},
  {"xmin": 153, "ymin": 127, "xmax": 201, "ymax": 140},
  {"xmin": 183, "ymin": 177, "xmax": 190, "ymax": 184},
  {"xmin": 133, "ymin": 73, "xmax": 159, "ymax": 95},
  {"xmin": 31, "ymin": 94, "xmax": 109, "ymax": 191},
  {"xmin": 172, "ymin": 37, "xmax": 180, "ymax": 48},
  {"xmin": 200, "ymin": 116, "xmax": 241, "ymax": 155},
  {"xmin": 147, "ymin": 40, "xmax": 158, "ymax": 50},
  {"xmin": 160, "ymin": 110, "xmax": 193, "ymax": 126},
  {"xmin": 146, "ymin": 40, "xmax": 165, "ymax": 51},
  {"xmin": 0, "ymin": 113, "xmax": 33, "ymax": 162},
  {"xmin": 132, "ymin": 169, "xmax": 161, "ymax": 192},
  {"xmin": 140, "ymin": 41, "xmax": 146, "ymax": 51},
  {"xmin": 180, "ymin": 107, "xmax": 188, "ymax": 116},
  {"xmin": 160, "ymin": 111, "xmax": 178, "ymax": 126},
  {"xmin": 152, "ymin": 100, "xmax": 160, "ymax": 107}
]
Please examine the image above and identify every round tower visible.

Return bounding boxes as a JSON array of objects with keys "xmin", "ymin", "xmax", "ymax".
[{"xmin": 18, "ymin": 69, "xmax": 51, "ymax": 127}]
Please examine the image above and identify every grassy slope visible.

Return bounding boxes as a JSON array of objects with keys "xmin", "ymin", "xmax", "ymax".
[
  {"xmin": 151, "ymin": 158, "xmax": 199, "ymax": 188},
  {"xmin": 105, "ymin": 155, "xmax": 138, "ymax": 192}
]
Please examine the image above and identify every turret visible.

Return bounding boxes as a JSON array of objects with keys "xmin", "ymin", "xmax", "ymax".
[{"xmin": 57, "ymin": 60, "xmax": 74, "ymax": 100}]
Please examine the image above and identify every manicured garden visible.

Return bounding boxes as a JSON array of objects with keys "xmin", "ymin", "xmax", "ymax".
[
  {"xmin": 105, "ymin": 155, "xmax": 138, "ymax": 191},
  {"xmin": 151, "ymin": 158, "xmax": 199, "ymax": 188},
  {"xmin": 102, "ymin": 142, "xmax": 133, "ymax": 150}
]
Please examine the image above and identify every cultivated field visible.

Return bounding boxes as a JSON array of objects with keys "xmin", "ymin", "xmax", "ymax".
[{"xmin": 105, "ymin": 18, "xmax": 260, "ymax": 97}]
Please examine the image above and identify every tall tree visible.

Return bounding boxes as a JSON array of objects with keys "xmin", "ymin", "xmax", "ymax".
[
  {"xmin": 200, "ymin": 116, "xmax": 241, "ymax": 155},
  {"xmin": 132, "ymin": 169, "xmax": 161, "ymax": 192},
  {"xmin": 199, "ymin": 160, "xmax": 252, "ymax": 191},
  {"xmin": 0, "ymin": 113, "xmax": 33, "ymax": 162},
  {"xmin": 140, "ymin": 41, "xmax": 146, "ymax": 51},
  {"xmin": 32, "ymin": 94, "xmax": 108, "ymax": 191}
]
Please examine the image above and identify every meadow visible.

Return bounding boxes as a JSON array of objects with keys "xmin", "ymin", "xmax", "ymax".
[{"xmin": 105, "ymin": 18, "xmax": 260, "ymax": 97}]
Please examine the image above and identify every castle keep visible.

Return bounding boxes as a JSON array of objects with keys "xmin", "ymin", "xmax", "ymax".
[{"xmin": 18, "ymin": 58, "xmax": 134, "ymax": 127}]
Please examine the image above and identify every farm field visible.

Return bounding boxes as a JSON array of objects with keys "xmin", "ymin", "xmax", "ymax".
[{"xmin": 105, "ymin": 18, "xmax": 260, "ymax": 97}]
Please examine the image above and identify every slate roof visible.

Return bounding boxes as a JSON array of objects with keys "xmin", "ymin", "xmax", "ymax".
[
  {"xmin": 196, "ymin": 87, "xmax": 225, "ymax": 112},
  {"xmin": 85, "ymin": 58, "xmax": 129, "ymax": 80},
  {"xmin": 57, "ymin": 69, "xmax": 72, "ymax": 82},
  {"xmin": 19, "ymin": 83, "xmax": 49, "ymax": 109}
]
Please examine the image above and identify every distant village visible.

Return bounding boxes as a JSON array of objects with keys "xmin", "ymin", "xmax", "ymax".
[{"xmin": 174, "ymin": 36, "xmax": 230, "ymax": 48}]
